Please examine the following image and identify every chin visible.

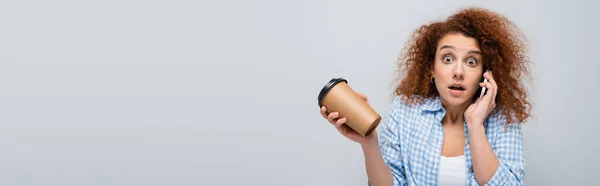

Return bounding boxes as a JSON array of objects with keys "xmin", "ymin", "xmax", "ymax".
[{"xmin": 440, "ymin": 94, "xmax": 472, "ymax": 106}]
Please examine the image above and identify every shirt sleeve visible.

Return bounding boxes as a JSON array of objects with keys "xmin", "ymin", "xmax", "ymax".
[
  {"xmin": 469, "ymin": 118, "xmax": 526, "ymax": 186},
  {"xmin": 374, "ymin": 96, "xmax": 407, "ymax": 186}
]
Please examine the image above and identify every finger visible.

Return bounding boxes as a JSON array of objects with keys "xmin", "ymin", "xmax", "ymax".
[
  {"xmin": 334, "ymin": 117, "xmax": 347, "ymax": 128},
  {"xmin": 490, "ymin": 72, "xmax": 498, "ymax": 102},
  {"xmin": 484, "ymin": 71, "xmax": 497, "ymax": 95},
  {"xmin": 486, "ymin": 70, "xmax": 494, "ymax": 79},
  {"xmin": 336, "ymin": 124, "xmax": 349, "ymax": 136},
  {"xmin": 328, "ymin": 117, "xmax": 337, "ymax": 125},
  {"xmin": 479, "ymin": 82, "xmax": 494, "ymax": 103},
  {"xmin": 484, "ymin": 71, "xmax": 498, "ymax": 104},
  {"xmin": 474, "ymin": 95, "xmax": 481, "ymax": 104},
  {"xmin": 479, "ymin": 82, "xmax": 493, "ymax": 90},
  {"xmin": 356, "ymin": 92, "xmax": 369, "ymax": 104},
  {"xmin": 320, "ymin": 106, "xmax": 328, "ymax": 118},
  {"xmin": 327, "ymin": 112, "xmax": 339, "ymax": 123}
]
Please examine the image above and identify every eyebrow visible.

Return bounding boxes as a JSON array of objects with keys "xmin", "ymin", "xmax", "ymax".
[{"xmin": 439, "ymin": 45, "xmax": 482, "ymax": 55}]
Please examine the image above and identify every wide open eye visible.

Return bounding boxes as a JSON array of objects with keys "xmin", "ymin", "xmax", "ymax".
[
  {"xmin": 443, "ymin": 56, "xmax": 453, "ymax": 63},
  {"xmin": 466, "ymin": 58, "xmax": 477, "ymax": 66}
]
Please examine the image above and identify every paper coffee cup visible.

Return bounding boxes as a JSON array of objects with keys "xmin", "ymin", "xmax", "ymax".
[{"xmin": 318, "ymin": 78, "xmax": 381, "ymax": 137}]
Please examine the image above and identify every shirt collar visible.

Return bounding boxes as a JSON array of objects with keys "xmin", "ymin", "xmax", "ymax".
[{"xmin": 420, "ymin": 95, "xmax": 443, "ymax": 112}]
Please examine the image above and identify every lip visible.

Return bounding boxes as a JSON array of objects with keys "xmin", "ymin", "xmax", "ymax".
[
  {"xmin": 448, "ymin": 83, "xmax": 466, "ymax": 97},
  {"xmin": 448, "ymin": 88, "xmax": 465, "ymax": 97},
  {"xmin": 448, "ymin": 83, "xmax": 465, "ymax": 90}
]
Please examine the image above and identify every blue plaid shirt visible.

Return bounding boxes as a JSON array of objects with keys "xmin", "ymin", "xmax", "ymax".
[{"xmin": 375, "ymin": 95, "xmax": 525, "ymax": 186}]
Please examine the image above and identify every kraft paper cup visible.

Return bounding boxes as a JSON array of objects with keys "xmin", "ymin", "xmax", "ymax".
[{"xmin": 318, "ymin": 78, "xmax": 381, "ymax": 137}]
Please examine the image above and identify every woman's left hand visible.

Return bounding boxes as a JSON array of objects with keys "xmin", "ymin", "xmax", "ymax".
[{"xmin": 466, "ymin": 71, "xmax": 497, "ymax": 125}]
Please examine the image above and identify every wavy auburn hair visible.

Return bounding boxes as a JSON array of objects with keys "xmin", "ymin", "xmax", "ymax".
[{"xmin": 394, "ymin": 7, "xmax": 532, "ymax": 124}]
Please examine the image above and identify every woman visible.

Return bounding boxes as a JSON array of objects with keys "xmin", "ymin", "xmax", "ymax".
[{"xmin": 320, "ymin": 7, "xmax": 531, "ymax": 186}]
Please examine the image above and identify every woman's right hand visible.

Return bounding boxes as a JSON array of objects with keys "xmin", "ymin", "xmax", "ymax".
[{"xmin": 320, "ymin": 92, "xmax": 376, "ymax": 145}]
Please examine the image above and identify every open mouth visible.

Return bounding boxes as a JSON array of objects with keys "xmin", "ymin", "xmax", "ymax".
[{"xmin": 448, "ymin": 85, "xmax": 465, "ymax": 91}]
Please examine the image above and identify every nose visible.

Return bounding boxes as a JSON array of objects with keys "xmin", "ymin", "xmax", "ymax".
[{"xmin": 452, "ymin": 62, "xmax": 464, "ymax": 80}]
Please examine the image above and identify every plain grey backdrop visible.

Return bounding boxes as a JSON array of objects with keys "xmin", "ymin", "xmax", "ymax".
[{"xmin": 1, "ymin": 0, "xmax": 598, "ymax": 185}]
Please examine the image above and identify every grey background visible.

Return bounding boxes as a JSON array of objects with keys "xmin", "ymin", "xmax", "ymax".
[{"xmin": 0, "ymin": 0, "xmax": 598, "ymax": 185}]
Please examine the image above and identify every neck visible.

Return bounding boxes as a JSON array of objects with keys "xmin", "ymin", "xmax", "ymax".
[{"xmin": 440, "ymin": 98, "xmax": 471, "ymax": 125}]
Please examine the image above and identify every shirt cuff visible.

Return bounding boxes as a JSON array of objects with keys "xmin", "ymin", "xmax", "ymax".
[{"xmin": 484, "ymin": 163, "xmax": 509, "ymax": 186}]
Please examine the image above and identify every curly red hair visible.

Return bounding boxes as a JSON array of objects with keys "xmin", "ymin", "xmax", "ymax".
[{"xmin": 394, "ymin": 7, "xmax": 532, "ymax": 124}]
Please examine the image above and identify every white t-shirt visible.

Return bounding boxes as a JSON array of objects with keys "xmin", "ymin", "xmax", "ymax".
[{"xmin": 438, "ymin": 155, "xmax": 468, "ymax": 186}]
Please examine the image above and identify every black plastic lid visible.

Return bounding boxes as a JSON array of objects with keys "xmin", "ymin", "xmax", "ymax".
[{"xmin": 318, "ymin": 78, "xmax": 348, "ymax": 108}]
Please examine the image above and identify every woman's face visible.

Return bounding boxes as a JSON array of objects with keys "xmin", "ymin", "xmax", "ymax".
[{"xmin": 432, "ymin": 32, "xmax": 484, "ymax": 107}]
